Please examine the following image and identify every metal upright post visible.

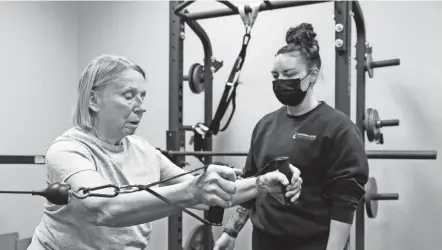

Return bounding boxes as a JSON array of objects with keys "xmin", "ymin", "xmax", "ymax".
[
  {"xmin": 334, "ymin": 2, "xmax": 353, "ymax": 250},
  {"xmin": 202, "ymin": 23, "xmax": 214, "ymax": 250},
  {"xmin": 334, "ymin": 1, "xmax": 352, "ymax": 115},
  {"xmin": 353, "ymin": 2, "xmax": 368, "ymax": 250},
  {"xmin": 168, "ymin": 1, "xmax": 185, "ymax": 250}
]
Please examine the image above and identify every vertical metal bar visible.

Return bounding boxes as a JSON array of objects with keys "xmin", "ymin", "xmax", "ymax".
[
  {"xmin": 180, "ymin": 8, "xmax": 215, "ymax": 250},
  {"xmin": 168, "ymin": 1, "xmax": 185, "ymax": 250},
  {"xmin": 334, "ymin": 2, "xmax": 353, "ymax": 250},
  {"xmin": 334, "ymin": 1, "xmax": 352, "ymax": 115},
  {"xmin": 353, "ymin": 2, "xmax": 367, "ymax": 250},
  {"xmin": 202, "ymin": 30, "xmax": 214, "ymax": 250}
]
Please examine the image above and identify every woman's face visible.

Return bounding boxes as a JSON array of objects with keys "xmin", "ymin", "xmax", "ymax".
[
  {"xmin": 271, "ymin": 52, "xmax": 311, "ymax": 92},
  {"xmin": 90, "ymin": 69, "xmax": 147, "ymax": 142}
]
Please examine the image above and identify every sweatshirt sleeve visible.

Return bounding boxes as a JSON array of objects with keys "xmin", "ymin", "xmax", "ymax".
[
  {"xmin": 238, "ymin": 126, "xmax": 259, "ymax": 210},
  {"xmin": 324, "ymin": 124, "xmax": 369, "ymax": 224}
]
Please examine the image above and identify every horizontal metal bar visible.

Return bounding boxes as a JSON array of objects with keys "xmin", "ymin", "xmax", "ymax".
[
  {"xmin": 180, "ymin": 125, "xmax": 194, "ymax": 131},
  {"xmin": 1, "ymin": 150, "xmax": 437, "ymax": 165},
  {"xmin": 166, "ymin": 151, "xmax": 248, "ymax": 156},
  {"xmin": 159, "ymin": 150, "xmax": 438, "ymax": 160},
  {"xmin": 366, "ymin": 150, "xmax": 437, "ymax": 160},
  {"xmin": 0, "ymin": 155, "xmax": 45, "ymax": 164},
  {"xmin": 184, "ymin": 1, "xmax": 331, "ymax": 21}
]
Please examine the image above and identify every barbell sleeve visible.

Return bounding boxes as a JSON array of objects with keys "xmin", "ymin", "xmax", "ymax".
[
  {"xmin": 372, "ymin": 193, "xmax": 399, "ymax": 200},
  {"xmin": 369, "ymin": 59, "xmax": 400, "ymax": 69},
  {"xmin": 378, "ymin": 119, "xmax": 400, "ymax": 127}
]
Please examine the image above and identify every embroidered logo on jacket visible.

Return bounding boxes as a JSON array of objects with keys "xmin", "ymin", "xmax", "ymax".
[{"xmin": 292, "ymin": 132, "xmax": 316, "ymax": 141}]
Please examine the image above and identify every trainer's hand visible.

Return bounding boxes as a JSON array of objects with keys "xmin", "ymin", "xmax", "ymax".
[
  {"xmin": 189, "ymin": 164, "xmax": 237, "ymax": 208},
  {"xmin": 285, "ymin": 164, "xmax": 302, "ymax": 203},
  {"xmin": 214, "ymin": 232, "xmax": 236, "ymax": 250}
]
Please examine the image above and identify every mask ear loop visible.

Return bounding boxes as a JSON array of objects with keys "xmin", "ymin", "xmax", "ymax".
[
  {"xmin": 312, "ymin": 65, "xmax": 324, "ymax": 86},
  {"xmin": 306, "ymin": 66, "xmax": 324, "ymax": 89}
]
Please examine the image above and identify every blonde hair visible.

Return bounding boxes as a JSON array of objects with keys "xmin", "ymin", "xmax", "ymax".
[{"xmin": 73, "ymin": 54, "xmax": 146, "ymax": 130}]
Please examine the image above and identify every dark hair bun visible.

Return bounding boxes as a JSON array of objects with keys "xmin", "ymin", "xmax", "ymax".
[{"xmin": 286, "ymin": 23, "xmax": 317, "ymax": 48}]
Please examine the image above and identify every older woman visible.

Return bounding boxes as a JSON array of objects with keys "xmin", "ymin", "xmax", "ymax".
[{"xmin": 27, "ymin": 55, "xmax": 302, "ymax": 250}]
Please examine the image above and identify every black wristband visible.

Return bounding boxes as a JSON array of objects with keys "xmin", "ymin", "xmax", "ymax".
[{"xmin": 223, "ymin": 228, "xmax": 238, "ymax": 238}]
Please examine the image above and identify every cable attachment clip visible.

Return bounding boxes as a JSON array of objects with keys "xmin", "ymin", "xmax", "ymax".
[{"xmin": 238, "ymin": 2, "xmax": 261, "ymax": 34}]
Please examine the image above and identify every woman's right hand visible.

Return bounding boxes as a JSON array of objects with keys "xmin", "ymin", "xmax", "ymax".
[
  {"xmin": 188, "ymin": 164, "xmax": 239, "ymax": 208},
  {"xmin": 214, "ymin": 232, "xmax": 236, "ymax": 250},
  {"xmin": 259, "ymin": 164, "xmax": 303, "ymax": 202}
]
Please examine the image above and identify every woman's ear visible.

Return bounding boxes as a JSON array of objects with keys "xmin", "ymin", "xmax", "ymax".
[
  {"xmin": 310, "ymin": 68, "xmax": 320, "ymax": 84},
  {"xmin": 89, "ymin": 91, "xmax": 100, "ymax": 112}
]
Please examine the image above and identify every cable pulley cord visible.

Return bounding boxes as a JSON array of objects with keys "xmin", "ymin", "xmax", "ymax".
[{"xmin": 0, "ymin": 157, "xmax": 287, "ymax": 225}]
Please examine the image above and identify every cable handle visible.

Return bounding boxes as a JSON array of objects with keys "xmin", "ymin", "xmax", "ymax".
[{"xmin": 205, "ymin": 162, "xmax": 235, "ymax": 226}]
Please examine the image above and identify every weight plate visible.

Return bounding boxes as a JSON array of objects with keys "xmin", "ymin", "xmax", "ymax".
[
  {"xmin": 365, "ymin": 108, "xmax": 375, "ymax": 142},
  {"xmin": 371, "ymin": 109, "xmax": 382, "ymax": 143},
  {"xmin": 365, "ymin": 46, "xmax": 374, "ymax": 78},
  {"xmin": 364, "ymin": 177, "xmax": 378, "ymax": 219},
  {"xmin": 183, "ymin": 225, "xmax": 214, "ymax": 250},
  {"xmin": 188, "ymin": 63, "xmax": 205, "ymax": 94},
  {"xmin": 365, "ymin": 108, "xmax": 382, "ymax": 143}
]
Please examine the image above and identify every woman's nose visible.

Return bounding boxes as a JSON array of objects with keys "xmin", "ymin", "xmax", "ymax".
[{"xmin": 134, "ymin": 97, "xmax": 146, "ymax": 113}]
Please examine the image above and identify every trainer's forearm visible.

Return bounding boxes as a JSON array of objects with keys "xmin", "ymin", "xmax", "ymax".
[
  {"xmin": 231, "ymin": 177, "xmax": 258, "ymax": 206},
  {"xmin": 224, "ymin": 206, "xmax": 250, "ymax": 234},
  {"xmin": 325, "ymin": 220, "xmax": 352, "ymax": 250},
  {"xmin": 96, "ymin": 180, "xmax": 197, "ymax": 227}
]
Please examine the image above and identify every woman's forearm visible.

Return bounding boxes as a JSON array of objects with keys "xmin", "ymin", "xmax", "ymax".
[
  {"xmin": 325, "ymin": 220, "xmax": 352, "ymax": 250},
  {"xmin": 231, "ymin": 177, "xmax": 258, "ymax": 206},
  {"xmin": 188, "ymin": 177, "xmax": 258, "ymax": 210},
  {"xmin": 95, "ymin": 180, "xmax": 197, "ymax": 227}
]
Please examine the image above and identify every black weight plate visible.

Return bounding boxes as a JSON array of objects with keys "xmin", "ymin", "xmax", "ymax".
[
  {"xmin": 188, "ymin": 63, "xmax": 205, "ymax": 94},
  {"xmin": 364, "ymin": 177, "xmax": 378, "ymax": 219},
  {"xmin": 183, "ymin": 225, "xmax": 214, "ymax": 250}
]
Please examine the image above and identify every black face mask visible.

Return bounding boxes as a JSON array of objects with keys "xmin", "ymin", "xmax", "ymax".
[{"xmin": 272, "ymin": 74, "xmax": 311, "ymax": 106}]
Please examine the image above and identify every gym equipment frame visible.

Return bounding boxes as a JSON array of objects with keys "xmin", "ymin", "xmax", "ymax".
[
  {"xmin": 0, "ymin": 1, "xmax": 437, "ymax": 250},
  {"xmin": 167, "ymin": 1, "xmax": 437, "ymax": 250}
]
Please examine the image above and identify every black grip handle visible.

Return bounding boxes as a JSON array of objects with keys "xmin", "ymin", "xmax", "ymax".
[
  {"xmin": 206, "ymin": 206, "xmax": 224, "ymax": 226},
  {"xmin": 271, "ymin": 158, "xmax": 294, "ymax": 206},
  {"xmin": 205, "ymin": 162, "xmax": 234, "ymax": 226}
]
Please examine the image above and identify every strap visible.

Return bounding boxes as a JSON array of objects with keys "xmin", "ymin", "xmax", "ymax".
[{"xmin": 207, "ymin": 2, "xmax": 262, "ymax": 136}]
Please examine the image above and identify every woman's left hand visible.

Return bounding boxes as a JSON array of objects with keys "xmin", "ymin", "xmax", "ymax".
[{"xmin": 285, "ymin": 164, "xmax": 303, "ymax": 203}]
